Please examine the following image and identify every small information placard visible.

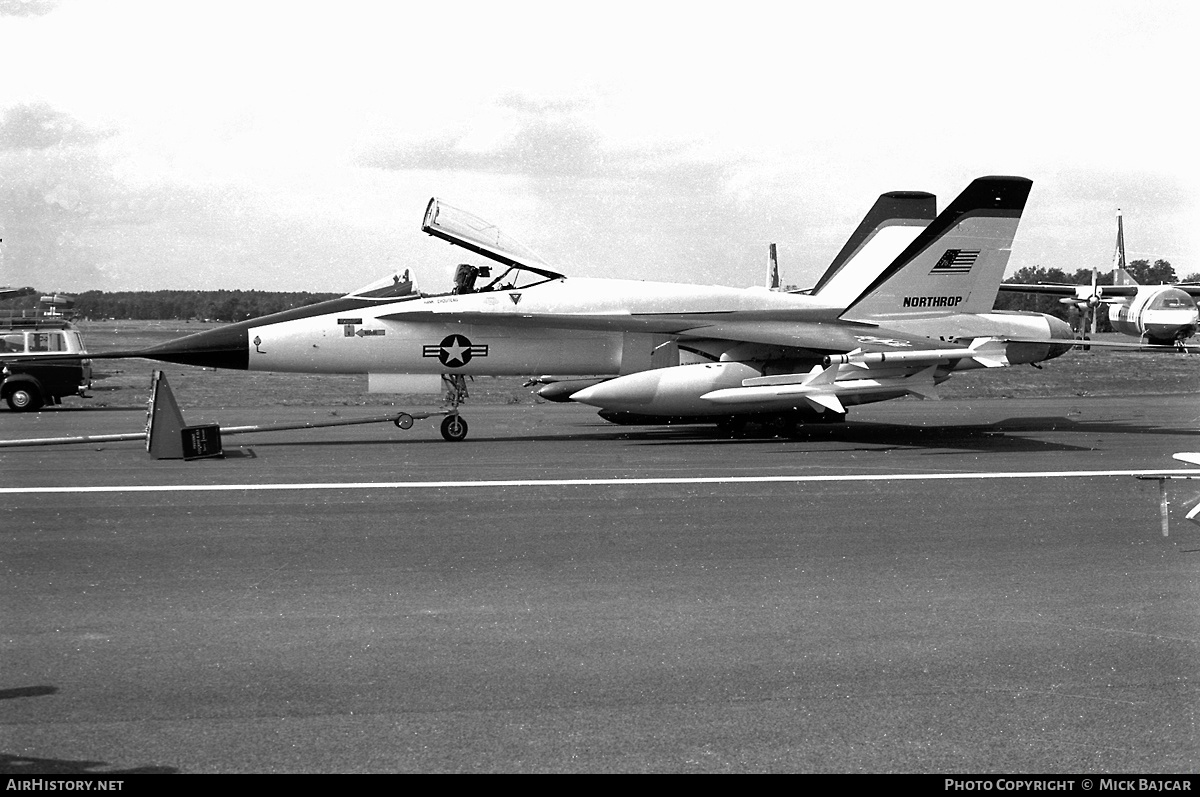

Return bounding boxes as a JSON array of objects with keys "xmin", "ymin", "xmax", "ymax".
[{"xmin": 181, "ymin": 424, "xmax": 223, "ymax": 460}]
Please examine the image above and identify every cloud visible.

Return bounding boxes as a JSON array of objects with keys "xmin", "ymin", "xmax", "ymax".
[
  {"xmin": 0, "ymin": 105, "xmax": 118, "ymax": 287},
  {"xmin": 359, "ymin": 97, "xmax": 606, "ymax": 179},
  {"xmin": 360, "ymin": 123, "xmax": 600, "ymax": 178},
  {"xmin": 1008, "ymin": 167, "xmax": 1194, "ymax": 273},
  {"xmin": 0, "ymin": 103, "xmax": 113, "ymax": 151},
  {"xmin": 1, "ymin": 150, "xmax": 410, "ymax": 292},
  {"xmin": 0, "ymin": 0, "xmax": 59, "ymax": 17},
  {"xmin": 0, "ymin": 103, "xmax": 407, "ymax": 292},
  {"xmin": 354, "ymin": 93, "xmax": 777, "ymax": 284}
]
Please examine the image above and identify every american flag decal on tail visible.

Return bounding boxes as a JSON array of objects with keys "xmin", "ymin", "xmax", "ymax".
[{"xmin": 929, "ymin": 248, "xmax": 980, "ymax": 275}]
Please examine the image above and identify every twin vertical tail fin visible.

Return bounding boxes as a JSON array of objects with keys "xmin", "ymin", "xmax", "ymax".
[
  {"xmin": 809, "ymin": 190, "xmax": 937, "ymax": 308},
  {"xmin": 840, "ymin": 176, "xmax": 1032, "ymax": 323}
]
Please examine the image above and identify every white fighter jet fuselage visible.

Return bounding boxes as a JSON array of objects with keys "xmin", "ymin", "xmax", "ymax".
[{"xmin": 234, "ymin": 278, "xmax": 1068, "ymax": 380}]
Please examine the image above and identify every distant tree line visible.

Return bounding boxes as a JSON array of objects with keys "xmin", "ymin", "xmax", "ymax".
[{"xmin": 1, "ymin": 289, "xmax": 342, "ymax": 322}]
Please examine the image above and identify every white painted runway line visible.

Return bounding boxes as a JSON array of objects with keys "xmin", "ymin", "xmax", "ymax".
[{"xmin": 5, "ymin": 468, "xmax": 1200, "ymax": 495}]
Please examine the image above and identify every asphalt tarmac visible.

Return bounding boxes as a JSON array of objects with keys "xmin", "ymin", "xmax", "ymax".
[{"xmin": 3, "ymin": 395, "xmax": 1199, "ymax": 773}]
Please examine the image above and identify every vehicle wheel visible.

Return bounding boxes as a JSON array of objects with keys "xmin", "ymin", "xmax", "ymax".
[
  {"xmin": 440, "ymin": 414, "xmax": 468, "ymax": 441},
  {"xmin": 6, "ymin": 387, "xmax": 43, "ymax": 412}
]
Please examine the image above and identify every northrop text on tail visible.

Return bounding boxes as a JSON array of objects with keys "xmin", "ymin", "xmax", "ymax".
[{"xmin": 82, "ymin": 176, "xmax": 1090, "ymax": 440}]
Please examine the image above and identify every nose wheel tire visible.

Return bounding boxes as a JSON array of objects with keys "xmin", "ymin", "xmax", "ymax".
[{"xmin": 440, "ymin": 414, "xmax": 469, "ymax": 442}]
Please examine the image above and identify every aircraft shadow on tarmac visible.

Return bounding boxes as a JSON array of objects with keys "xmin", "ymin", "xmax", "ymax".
[
  {"xmin": 0, "ymin": 686, "xmax": 178, "ymax": 775},
  {"xmin": 0, "ymin": 758, "xmax": 175, "ymax": 772},
  {"xmin": 1, "ymin": 405, "xmax": 145, "ymax": 414},
  {"xmin": 622, "ymin": 415, "xmax": 1200, "ymax": 454},
  {"xmin": 0, "ymin": 686, "xmax": 57, "ymax": 700},
  {"xmin": 0, "ymin": 754, "xmax": 177, "ymax": 776},
  {"xmin": 239, "ymin": 414, "xmax": 1198, "ymax": 455}
]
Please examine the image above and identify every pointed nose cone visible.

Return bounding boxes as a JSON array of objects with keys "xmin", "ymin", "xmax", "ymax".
[
  {"xmin": 569, "ymin": 373, "xmax": 660, "ymax": 410},
  {"xmin": 137, "ymin": 324, "xmax": 250, "ymax": 369},
  {"xmin": 564, "ymin": 384, "xmax": 602, "ymax": 405},
  {"xmin": 537, "ymin": 378, "xmax": 608, "ymax": 403}
]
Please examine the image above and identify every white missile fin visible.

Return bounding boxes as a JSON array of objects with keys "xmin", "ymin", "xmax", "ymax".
[
  {"xmin": 1172, "ymin": 452, "xmax": 1200, "ymax": 466},
  {"xmin": 968, "ymin": 338, "xmax": 1010, "ymax": 368},
  {"xmin": 840, "ymin": 347, "xmax": 869, "ymax": 370},
  {"xmin": 742, "ymin": 364, "xmax": 825, "ymax": 388},
  {"xmin": 804, "ymin": 392, "xmax": 845, "ymax": 414},
  {"xmin": 904, "ymin": 365, "xmax": 941, "ymax": 400},
  {"xmin": 802, "ymin": 364, "xmax": 841, "ymax": 387}
]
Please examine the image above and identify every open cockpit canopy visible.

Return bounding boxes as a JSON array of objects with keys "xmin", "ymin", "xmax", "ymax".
[
  {"xmin": 347, "ymin": 199, "xmax": 566, "ymax": 300},
  {"xmin": 422, "ymin": 197, "xmax": 565, "ymax": 285}
]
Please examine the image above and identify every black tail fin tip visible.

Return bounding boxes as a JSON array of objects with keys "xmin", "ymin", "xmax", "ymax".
[
  {"xmin": 946, "ymin": 176, "xmax": 1033, "ymax": 215},
  {"xmin": 885, "ymin": 175, "xmax": 1032, "ymax": 270}
]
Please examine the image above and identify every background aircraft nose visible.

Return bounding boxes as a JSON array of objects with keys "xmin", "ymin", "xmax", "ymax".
[{"xmin": 136, "ymin": 324, "xmax": 250, "ymax": 369}]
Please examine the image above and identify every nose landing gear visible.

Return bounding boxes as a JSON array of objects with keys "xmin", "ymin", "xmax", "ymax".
[
  {"xmin": 440, "ymin": 414, "xmax": 469, "ymax": 441},
  {"xmin": 439, "ymin": 374, "xmax": 471, "ymax": 441}
]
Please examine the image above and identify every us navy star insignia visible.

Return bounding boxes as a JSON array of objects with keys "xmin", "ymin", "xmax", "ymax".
[{"xmin": 422, "ymin": 334, "xmax": 489, "ymax": 367}]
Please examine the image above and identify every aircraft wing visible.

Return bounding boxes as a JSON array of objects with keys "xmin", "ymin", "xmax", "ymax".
[
  {"xmin": 997, "ymin": 283, "xmax": 1140, "ymax": 298},
  {"xmin": 379, "ymin": 308, "xmax": 971, "ymax": 356},
  {"xmin": 1000, "ymin": 283, "xmax": 1200, "ymax": 299},
  {"xmin": 378, "ymin": 308, "xmax": 686, "ymax": 334},
  {"xmin": 422, "ymin": 198, "xmax": 565, "ymax": 280},
  {"xmin": 672, "ymin": 319, "xmax": 953, "ymax": 354}
]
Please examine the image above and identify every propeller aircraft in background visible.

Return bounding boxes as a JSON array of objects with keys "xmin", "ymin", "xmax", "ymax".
[{"xmin": 998, "ymin": 210, "xmax": 1199, "ymax": 347}]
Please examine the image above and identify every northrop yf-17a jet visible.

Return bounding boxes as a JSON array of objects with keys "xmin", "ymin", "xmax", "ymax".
[{"xmin": 103, "ymin": 175, "xmax": 1083, "ymax": 440}]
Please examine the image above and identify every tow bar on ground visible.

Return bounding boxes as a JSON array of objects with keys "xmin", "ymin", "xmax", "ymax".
[{"xmin": 0, "ymin": 370, "xmax": 462, "ymax": 458}]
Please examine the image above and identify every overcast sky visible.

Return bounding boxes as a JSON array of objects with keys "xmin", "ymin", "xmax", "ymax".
[{"xmin": 1, "ymin": 0, "xmax": 1196, "ymax": 294}]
